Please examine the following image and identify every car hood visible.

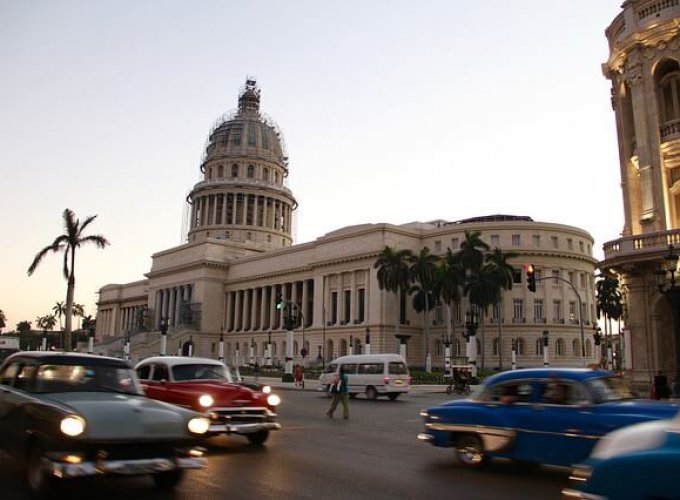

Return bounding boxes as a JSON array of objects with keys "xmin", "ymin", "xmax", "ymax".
[
  {"xmin": 45, "ymin": 392, "xmax": 195, "ymax": 440},
  {"xmin": 173, "ymin": 381, "xmax": 266, "ymax": 406}
]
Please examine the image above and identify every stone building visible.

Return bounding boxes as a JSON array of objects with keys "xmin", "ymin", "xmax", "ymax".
[
  {"xmin": 96, "ymin": 80, "xmax": 599, "ymax": 371},
  {"xmin": 600, "ymin": 0, "xmax": 680, "ymax": 392}
]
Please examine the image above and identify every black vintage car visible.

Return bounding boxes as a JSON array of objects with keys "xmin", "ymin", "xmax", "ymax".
[{"xmin": 0, "ymin": 351, "xmax": 210, "ymax": 498}]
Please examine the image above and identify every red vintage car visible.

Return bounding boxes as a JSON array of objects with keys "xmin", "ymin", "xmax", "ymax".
[{"xmin": 135, "ymin": 356, "xmax": 281, "ymax": 445}]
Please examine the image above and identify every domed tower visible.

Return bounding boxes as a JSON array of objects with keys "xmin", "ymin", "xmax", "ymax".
[{"xmin": 186, "ymin": 78, "xmax": 297, "ymax": 251}]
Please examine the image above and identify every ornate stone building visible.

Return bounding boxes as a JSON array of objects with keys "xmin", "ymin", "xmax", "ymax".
[
  {"xmin": 600, "ymin": 1, "xmax": 680, "ymax": 391},
  {"xmin": 96, "ymin": 80, "xmax": 599, "ymax": 371}
]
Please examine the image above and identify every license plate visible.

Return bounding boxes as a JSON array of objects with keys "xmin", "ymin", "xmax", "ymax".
[{"xmin": 394, "ymin": 380, "xmax": 404, "ymax": 386}]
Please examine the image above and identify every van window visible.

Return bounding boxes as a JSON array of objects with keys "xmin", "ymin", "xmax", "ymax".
[
  {"xmin": 324, "ymin": 364, "xmax": 337, "ymax": 374},
  {"xmin": 341, "ymin": 364, "xmax": 358, "ymax": 374},
  {"xmin": 389, "ymin": 362, "xmax": 408, "ymax": 375},
  {"xmin": 358, "ymin": 363, "xmax": 383, "ymax": 374}
]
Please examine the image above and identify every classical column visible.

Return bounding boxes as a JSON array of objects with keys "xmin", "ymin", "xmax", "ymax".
[
  {"xmin": 234, "ymin": 290, "xmax": 242, "ymax": 331},
  {"xmin": 242, "ymin": 289, "xmax": 251, "ymax": 331}
]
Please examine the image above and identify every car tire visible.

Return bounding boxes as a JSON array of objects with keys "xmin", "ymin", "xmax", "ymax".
[
  {"xmin": 26, "ymin": 444, "xmax": 55, "ymax": 499},
  {"xmin": 454, "ymin": 435, "xmax": 487, "ymax": 468},
  {"xmin": 387, "ymin": 393, "xmax": 399, "ymax": 401},
  {"xmin": 153, "ymin": 469, "xmax": 184, "ymax": 489},
  {"xmin": 349, "ymin": 393, "xmax": 357, "ymax": 399},
  {"xmin": 365, "ymin": 386, "xmax": 378, "ymax": 401},
  {"xmin": 247, "ymin": 430, "xmax": 270, "ymax": 446}
]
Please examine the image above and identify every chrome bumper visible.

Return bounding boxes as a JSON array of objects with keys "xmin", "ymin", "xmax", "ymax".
[
  {"xmin": 561, "ymin": 488, "xmax": 606, "ymax": 500},
  {"xmin": 208, "ymin": 421, "xmax": 282, "ymax": 435},
  {"xmin": 48, "ymin": 455, "xmax": 206, "ymax": 478}
]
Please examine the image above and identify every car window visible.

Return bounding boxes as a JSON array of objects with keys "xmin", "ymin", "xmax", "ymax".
[
  {"xmin": 172, "ymin": 364, "xmax": 230, "ymax": 381},
  {"xmin": 389, "ymin": 362, "xmax": 408, "ymax": 375},
  {"xmin": 341, "ymin": 364, "xmax": 358, "ymax": 374},
  {"xmin": 538, "ymin": 380, "xmax": 589, "ymax": 406},
  {"xmin": 136, "ymin": 364, "xmax": 151, "ymax": 381},
  {"xmin": 486, "ymin": 382, "xmax": 534, "ymax": 404},
  {"xmin": 0, "ymin": 362, "xmax": 20, "ymax": 386},
  {"xmin": 15, "ymin": 364, "xmax": 36, "ymax": 391},
  {"xmin": 358, "ymin": 363, "xmax": 383, "ymax": 374},
  {"xmin": 152, "ymin": 364, "xmax": 169, "ymax": 381},
  {"xmin": 586, "ymin": 377, "xmax": 635, "ymax": 403},
  {"xmin": 33, "ymin": 364, "xmax": 142, "ymax": 395}
]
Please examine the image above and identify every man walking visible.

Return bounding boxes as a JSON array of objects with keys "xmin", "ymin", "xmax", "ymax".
[{"xmin": 326, "ymin": 366, "xmax": 349, "ymax": 419}]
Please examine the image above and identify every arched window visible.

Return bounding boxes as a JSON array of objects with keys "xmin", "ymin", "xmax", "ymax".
[
  {"xmin": 656, "ymin": 59, "xmax": 680, "ymax": 123},
  {"xmin": 247, "ymin": 164, "xmax": 255, "ymax": 178},
  {"xmin": 454, "ymin": 339, "xmax": 461, "ymax": 356},
  {"xmin": 585, "ymin": 339, "xmax": 593, "ymax": 358},
  {"xmin": 572, "ymin": 339, "xmax": 581, "ymax": 357},
  {"xmin": 556, "ymin": 338, "xmax": 566, "ymax": 356},
  {"xmin": 435, "ymin": 339, "xmax": 443, "ymax": 356},
  {"xmin": 340, "ymin": 339, "xmax": 348, "ymax": 356},
  {"xmin": 536, "ymin": 338, "xmax": 544, "ymax": 355},
  {"xmin": 263, "ymin": 167, "xmax": 269, "ymax": 181},
  {"xmin": 516, "ymin": 337, "xmax": 525, "ymax": 356},
  {"xmin": 293, "ymin": 341, "xmax": 299, "ymax": 356},
  {"xmin": 231, "ymin": 164, "xmax": 239, "ymax": 177},
  {"xmin": 492, "ymin": 338, "xmax": 500, "ymax": 356},
  {"xmin": 326, "ymin": 339, "xmax": 334, "ymax": 360},
  {"xmin": 218, "ymin": 164, "xmax": 224, "ymax": 178}
]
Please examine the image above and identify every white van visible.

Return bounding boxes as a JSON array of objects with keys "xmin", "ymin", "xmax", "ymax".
[{"xmin": 319, "ymin": 354, "xmax": 411, "ymax": 400}]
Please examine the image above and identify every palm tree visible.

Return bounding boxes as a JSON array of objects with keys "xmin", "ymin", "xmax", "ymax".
[
  {"xmin": 52, "ymin": 301, "xmax": 65, "ymax": 330},
  {"xmin": 0, "ymin": 309, "xmax": 6, "ymax": 333},
  {"xmin": 36, "ymin": 314, "xmax": 57, "ymax": 350},
  {"xmin": 28, "ymin": 209, "xmax": 109, "ymax": 351},
  {"xmin": 433, "ymin": 249, "xmax": 464, "ymax": 369},
  {"xmin": 484, "ymin": 248, "xmax": 519, "ymax": 370},
  {"xmin": 374, "ymin": 246, "xmax": 413, "ymax": 342},
  {"xmin": 408, "ymin": 247, "xmax": 440, "ymax": 372},
  {"xmin": 596, "ymin": 275, "xmax": 623, "ymax": 369},
  {"xmin": 16, "ymin": 320, "xmax": 32, "ymax": 350}
]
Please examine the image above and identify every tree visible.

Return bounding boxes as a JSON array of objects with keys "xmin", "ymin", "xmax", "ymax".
[
  {"xmin": 16, "ymin": 320, "xmax": 32, "ymax": 350},
  {"xmin": 52, "ymin": 301, "xmax": 65, "ymax": 330},
  {"xmin": 374, "ymin": 246, "xmax": 413, "ymax": 342},
  {"xmin": 484, "ymin": 248, "xmax": 519, "ymax": 370},
  {"xmin": 36, "ymin": 314, "xmax": 57, "ymax": 350},
  {"xmin": 434, "ymin": 249, "xmax": 464, "ymax": 364},
  {"xmin": 408, "ymin": 247, "xmax": 440, "ymax": 372},
  {"xmin": 28, "ymin": 209, "xmax": 109, "ymax": 351},
  {"xmin": 596, "ymin": 275, "xmax": 623, "ymax": 369},
  {"xmin": 0, "ymin": 309, "xmax": 6, "ymax": 333}
]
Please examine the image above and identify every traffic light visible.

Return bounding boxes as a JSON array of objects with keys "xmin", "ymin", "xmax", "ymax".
[
  {"xmin": 526, "ymin": 264, "xmax": 536, "ymax": 292},
  {"xmin": 275, "ymin": 293, "xmax": 284, "ymax": 310}
]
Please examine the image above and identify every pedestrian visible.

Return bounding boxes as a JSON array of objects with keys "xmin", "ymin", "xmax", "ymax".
[
  {"xmin": 294, "ymin": 364, "xmax": 303, "ymax": 387},
  {"xmin": 653, "ymin": 371, "xmax": 671, "ymax": 400},
  {"xmin": 326, "ymin": 366, "xmax": 349, "ymax": 419},
  {"xmin": 254, "ymin": 361, "xmax": 260, "ymax": 382}
]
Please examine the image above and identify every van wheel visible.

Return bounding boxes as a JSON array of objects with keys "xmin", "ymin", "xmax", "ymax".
[
  {"xmin": 349, "ymin": 393, "xmax": 357, "ymax": 399},
  {"xmin": 388, "ymin": 393, "xmax": 399, "ymax": 401},
  {"xmin": 365, "ymin": 386, "xmax": 378, "ymax": 401}
]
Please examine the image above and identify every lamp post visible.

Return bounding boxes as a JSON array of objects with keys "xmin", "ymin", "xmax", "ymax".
[
  {"xmin": 218, "ymin": 332, "xmax": 224, "ymax": 362},
  {"xmin": 159, "ymin": 317, "xmax": 168, "ymax": 356},
  {"xmin": 124, "ymin": 333, "xmax": 131, "ymax": 361},
  {"xmin": 249, "ymin": 338, "xmax": 255, "ymax": 366},
  {"xmin": 266, "ymin": 330, "xmax": 272, "ymax": 367},
  {"xmin": 542, "ymin": 330, "xmax": 550, "ymax": 367},
  {"xmin": 365, "ymin": 327, "xmax": 371, "ymax": 355},
  {"xmin": 465, "ymin": 310, "xmax": 479, "ymax": 378},
  {"xmin": 511, "ymin": 338, "xmax": 517, "ymax": 370},
  {"xmin": 349, "ymin": 335, "xmax": 354, "ymax": 356},
  {"xmin": 654, "ymin": 244, "xmax": 680, "ymax": 398},
  {"xmin": 87, "ymin": 320, "xmax": 95, "ymax": 354},
  {"xmin": 593, "ymin": 326, "xmax": 602, "ymax": 368},
  {"xmin": 442, "ymin": 333, "xmax": 452, "ymax": 377}
]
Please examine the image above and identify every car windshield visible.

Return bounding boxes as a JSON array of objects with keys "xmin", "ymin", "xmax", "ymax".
[
  {"xmin": 586, "ymin": 376, "xmax": 636, "ymax": 403},
  {"xmin": 172, "ymin": 363, "xmax": 232, "ymax": 382},
  {"xmin": 32, "ymin": 363, "xmax": 143, "ymax": 395}
]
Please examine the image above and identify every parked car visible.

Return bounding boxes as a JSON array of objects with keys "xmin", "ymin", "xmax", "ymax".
[
  {"xmin": 0, "ymin": 351, "xmax": 209, "ymax": 498},
  {"xmin": 562, "ymin": 412, "xmax": 680, "ymax": 499},
  {"xmin": 319, "ymin": 354, "xmax": 411, "ymax": 400},
  {"xmin": 418, "ymin": 368, "xmax": 679, "ymax": 468},
  {"xmin": 135, "ymin": 357, "xmax": 281, "ymax": 444}
]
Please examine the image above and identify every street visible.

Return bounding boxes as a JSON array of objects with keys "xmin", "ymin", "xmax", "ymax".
[{"xmin": 1, "ymin": 388, "xmax": 570, "ymax": 499}]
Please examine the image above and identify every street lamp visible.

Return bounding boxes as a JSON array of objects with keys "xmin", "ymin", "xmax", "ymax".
[
  {"xmin": 87, "ymin": 320, "xmax": 95, "ymax": 354},
  {"xmin": 159, "ymin": 318, "xmax": 168, "ymax": 356},
  {"xmin": 442, "ymin": 333, "xmax": 452, "ymax": 376},
  {"xmin": 218, "ymin": 332, "xmax": 224, "ymax": 362},
  {"xmin": 266, "ymin": 330, "xmax": 272, "ymax": 367},
  {"xmin": 365, "ymin": 327, "xmax": 371, "ymax": 355},
  {"xmin": 511, "ymin": 338, "xmax": 517, "ymax": 370},
  {"xmin": 654, "ymin": 244, "xmax": 680, "ymax": 397},
  {"xmin": 542, "ymin": 330, "xmax": 550, "ymax": 367},
  {"xmin": 465, "ymin": 310, "xmax": 479, "ymax": 377},
  {"xmin": 349, "ymin": 335, "xmax": 354, "ymax": 356},
  {"xmin": 593, "ymin": 326, "xmax": 602, "ymax": 367}
]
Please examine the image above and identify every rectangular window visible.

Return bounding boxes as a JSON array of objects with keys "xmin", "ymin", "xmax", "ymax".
[
  {"xmin": 358, "ymin": 288, "xmax": 365, "ymax": 323},
  {"xmin": 343, "ymin": 290, "xmax": 351, "ymax": 324},
  {"xmin": 579, "ymin": 241, "xmax": 584, "ymax": 253},
  {"xmin": 248, "ymin": 124, "xmax": 257, "ymax": 146},
  {"xmin": 569, "ymin": 301, "xmax": 577, "ymax": 323},
  {"xmin": 568, "ymin": 271, "xmax": 575, "ymax": 285},
  {"xmin": 580, "ymin": 273, "xmax": 586, "ymax": 288},
  {"xmin": 533, "ymin": 299, "xmax": 544, "ymax": 320},
  {"xmin": 358, "ymin": 363, "xmax": 383, "ymax": 374},
  {"xmin": 512, "ymin": 268, "xmax": 522, "ymax": 284},
  {"xmin": 552, "ymin": 269, "xmax": 560, "ymax": 285},
  {"xmin": 492, "ymin": 304, "xmax": 500, "ymax": 321},
  {"xmin": 567, "ymin": 238, "xmax": 574, "ymax": 250},
  {"xmin": 512, "ymin": 234, "xmax": 520, "ymax": 246},
  {"xmin": 434, "ymin": 240, "xmax": 442, "ymax": 252},
  {"xmin": 551, "ymin": 236, "xmax": 559, "ymax": 248},
  {"xmin": 490, "ymin": 235, "xmax": 499, "ymax": 248},
  {"xmin": 451, "ymin": 237, "xmax": 459, "ymax": 250},
  {"xmin": 532, "ymin": 234, "xmax": 540, "ymax": 247},
  {"xmin": 513, "ymin": 299, "xmax": 524, "ymax": 320},
  {"xmin": 331, "ymin": 292, "xmax": 338, "ymax": 325},
  {"xmin": 553, "ymin": 300, "xmax": 562, "ymax": 321}
]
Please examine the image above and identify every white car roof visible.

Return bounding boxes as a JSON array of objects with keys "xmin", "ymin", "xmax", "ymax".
[{"xmin": 136, "ymin": 356, "xmax": 224, "ymax": 368}]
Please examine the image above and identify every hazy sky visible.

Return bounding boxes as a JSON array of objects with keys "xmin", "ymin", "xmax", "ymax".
[{"xmin": 1, "ymin": 0, "xmax": 625, "ymax": 332}]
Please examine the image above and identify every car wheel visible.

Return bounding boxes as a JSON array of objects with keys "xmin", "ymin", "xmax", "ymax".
[
  {"xmin": 454, "ymin": 435, "xmax": 487, "ymax": 467},
  {"xmin": 247, "ymin": 430, "xmax": 270, "ymax": 446},
  {"xmin": 26, "ymin": 444, "xmax": 55, "ymax": 499},
  {"xmin": 349, "ymin": 393, "xmax": 357, "ymax": 399},
  {"xmin": 153, "ymin": 469, "xmax": 184, "ymax": 489},
  {"xmin": 387, "ymin": 393, "xmax": 399, "ymax": 401},
  {"xmin": 365, "ymin": 386, "xmax": 378, "ymax": 401}
]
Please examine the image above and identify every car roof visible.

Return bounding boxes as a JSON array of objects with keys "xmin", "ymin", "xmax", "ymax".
[
  {"xmin": 2, "ymin": 351, "xmax": 130, "ymax": 367},
  {"xmin": 484, "ymin": 367, "xmax": 612, "ymax": 385},
  {"xmin": 136, "ymin": 356, "xmax": 224, "ymax": 368}
]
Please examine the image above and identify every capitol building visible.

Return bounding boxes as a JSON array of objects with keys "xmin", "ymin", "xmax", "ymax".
[{"xmin": 94, "ymin": 78, "xmax": 599, "ymax": 373}]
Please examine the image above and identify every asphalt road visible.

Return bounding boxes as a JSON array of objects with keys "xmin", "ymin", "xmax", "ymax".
[{"xmin": 1, "ymin": 389, "xmax": 571, "ymax": 499}]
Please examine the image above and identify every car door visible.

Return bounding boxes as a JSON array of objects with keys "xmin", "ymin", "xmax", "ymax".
[
  {"xmin": 507, "ymin": 379, "xmax": 596, "ymax": 466},
  {"xmin": 139, "ymin": 363, "xmax": 172, "ymax": 401},
  {"xmin": 0, "ymin": 361, "xmax": 36, "ymax": 458}
]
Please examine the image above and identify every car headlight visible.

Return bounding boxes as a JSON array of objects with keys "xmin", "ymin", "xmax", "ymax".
[
  {"xmin": 60, "ymin": 415, "xmax": 86, "ymax": 437},
  {"xmin": 188, "ymin": 416, "xmax": 210, "ymax": 435},
  {"xmin": 262, "ymin": 385, "xmax": 272, "ymax": 394},
  {"xmin": 267, "ymin": 393, "xmax": 281, "ymax": 406},
  {"xmin": 198, "ymin": 394, "xmax": 214, "ymax": 408}
]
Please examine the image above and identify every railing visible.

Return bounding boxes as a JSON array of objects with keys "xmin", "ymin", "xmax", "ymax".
[
  {"xmin": 603, "ymin": 229, "xmax": 680, "ymax": 261},
  {"xmin": 660, "ymin": 119, "xmax": 680, "ymax": 141}
]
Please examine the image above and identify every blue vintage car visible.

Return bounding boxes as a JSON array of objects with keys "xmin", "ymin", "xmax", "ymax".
[
  {"xmin": 418, "ymin": 368, "xmax": 679, "ymax": 468},
  {"xmin": 562, "ymin": 413, "xmax": 680, "ymax": 499}
]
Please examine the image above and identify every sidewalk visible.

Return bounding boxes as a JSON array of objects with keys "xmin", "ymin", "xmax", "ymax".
[{"xmin": 244, "ymin": 375, "xmax": 453, "ymax": 394}]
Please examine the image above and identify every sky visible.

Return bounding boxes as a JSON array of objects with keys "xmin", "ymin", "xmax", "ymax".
[{"xmin": 0, "ymin": 0, "xmax": 625, "ymax": 332}]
